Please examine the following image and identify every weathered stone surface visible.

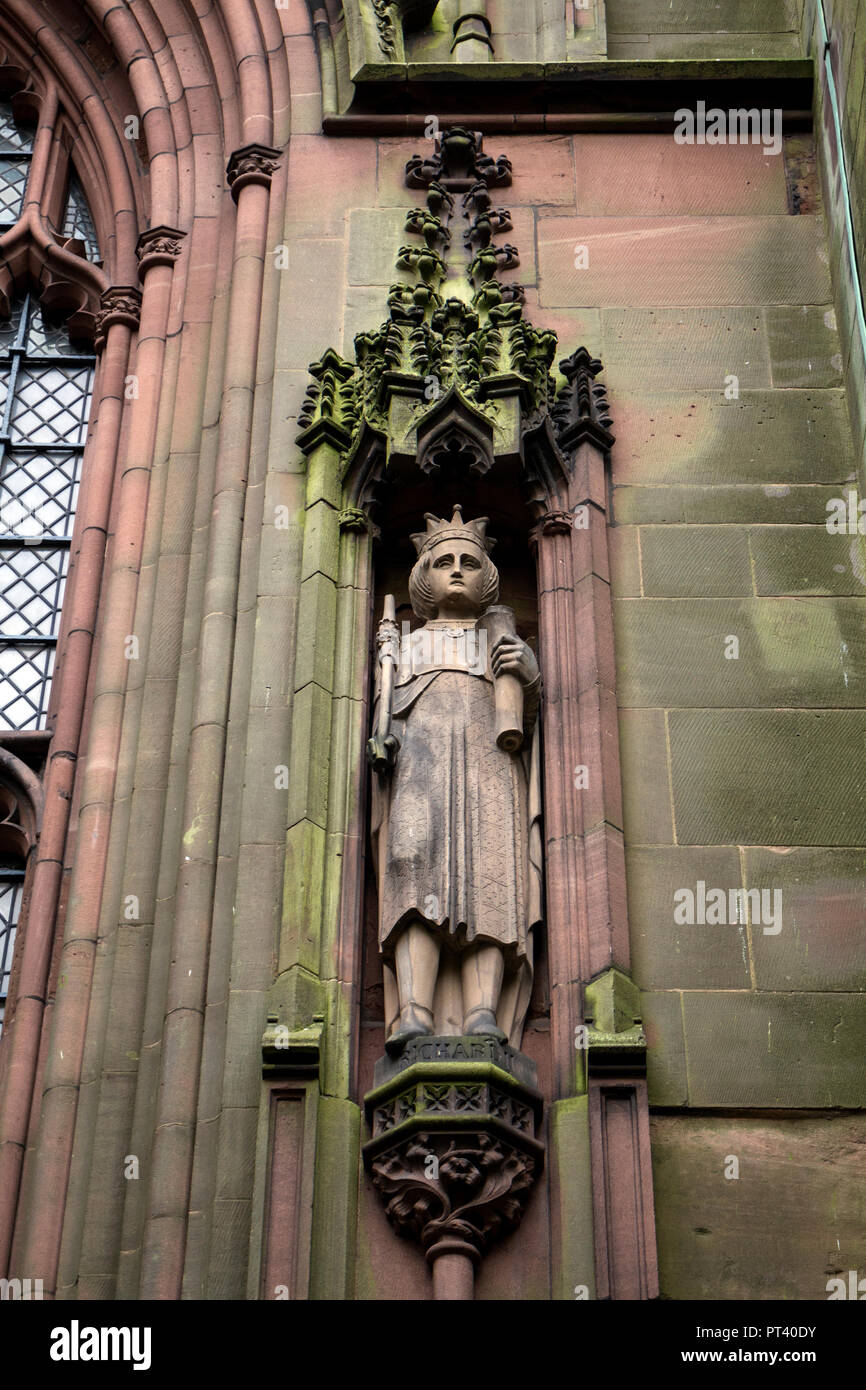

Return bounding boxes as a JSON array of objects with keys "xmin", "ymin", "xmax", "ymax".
[
  {"xmin": 348, "ymin": 208, "xmax": 410, "ymax": 285},
  {"xmin": 668, "ymin": 710, "xmax": 866, "ymax": 845},
  {"xmin": 548, "ymin": 1097, "xmax": 596, "ymax": 1301},
  {"xmin": 276, "ymin": 242, "xmax": 346, "ymax": 373},
  {"xmin": 681, "ymin": 992, "xmax": 866, "ymax": 1107},
  {"xmin": 281, "ymin": 820, "xmax": 327, "ymax": 975},
  {"xmin": 640, "ymin": 525, "xmax": 753, "ymax": 596},
  {"xmin": 641, "ymin": 991, "xmax": 687, "ymax": 1106},
  {"xmin": 538, "ymin": 216, "xmax": 830, "ymax": 308},
  {"xmin": 617, "ymin": 708, "xmax": 674, "ymax": 844},
  {"xmin": 607, "ymin": 32, "xmax": 801, "ymax": 58},
  {"xmin": 308, "ymin": 1097, "xmax": 361, "ymax": 1301},
  {"xmin": 608, "ymin": 525, "xmax": 641, "ymax": 597},
  {"xmin": 601, "ymin": 308, "xmax": 771, "ymax": 390},
  {"xmin": 766, "ymin": 305, "xmax": 844, "ymax": 388},
  {"xmin": 743, "ymin": 847, "xmax": 866, "ymax": 991},
  {"xmin": 286, "ymin": 137, "xmax": 376, "ymax": 238},
  {"xmin": 651, "ymin": 1112, "xmax": 866, "ymax": 1299},
  {"xmin": 626, "ymin": 846, "xmax": 751, "ymax": 990},
  {"xmin": 293, "ymin": 571, "xmax": 338, "ymax": 693},
  {"xmin": 606, "ymin": 0, "xmax": 797, "ymax": 33},
  {"xmin": 285, "ymin": 686, "xmax": 333, "ymax": 832},
  {"xmin": 573, "ymin": 135, "xmax": 789, "ymax": 216},
  {"xmin": 612, "ymin": 482, "xmax": 847, "ymax": 526},
  {"xmin": 609, "ymin": 391, "xmax": 853, "ymax": 487},
  {"xmin": 300, "ymin": 501, "xmax": 341, "ymax": 585},
  {"xmin": 614, "ymin": 599, "xmax": 866, "ymax": 709},
  {"xmin": 750, "ymin": 525, "xmax": 866, "ymax": 595}
]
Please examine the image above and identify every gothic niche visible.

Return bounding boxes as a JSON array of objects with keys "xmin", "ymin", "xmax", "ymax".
[{"xmin": 295, "ymin": 127, "xmax": 615, "ymax": 1298}]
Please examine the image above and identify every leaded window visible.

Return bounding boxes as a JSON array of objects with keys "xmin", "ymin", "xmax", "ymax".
[
  {"xmin": 63, "ymin": 170, "xmax": 100, "ymax": 260},
  {"xmin": 0, "ymin": 296, "xmax": 95, "ymax": 729},
  {"xmin": 0, "ymin": 102, "xmax": 33, "ymax": 226},
  {"xmin": 0, "ymin": 870, "xmax": 23, "ymax": 1036}
]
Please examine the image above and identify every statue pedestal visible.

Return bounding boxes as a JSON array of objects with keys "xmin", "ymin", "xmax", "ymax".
[{"xmin": 363, "ymin": 1037, "xmax": 544, "ymax": 1300}]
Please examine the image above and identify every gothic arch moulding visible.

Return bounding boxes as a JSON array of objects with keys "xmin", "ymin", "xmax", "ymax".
[{"xmin": 0, "ymin": 0, "xmax": 293, "ymax": 1296}]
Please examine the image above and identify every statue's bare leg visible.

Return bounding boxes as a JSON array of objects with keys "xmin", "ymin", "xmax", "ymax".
[
  {"xmin": 461, "ymin": 943, "xmax": 508, "ymax": 1041},
  {"xmin": 386, "ymin": 919, "xmax": 440, "ymax": 1056}
]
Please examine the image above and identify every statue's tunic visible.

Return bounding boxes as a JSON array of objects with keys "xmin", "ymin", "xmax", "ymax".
[{"xmin": 371, "ymin": 619, "xmax": 542, "ymax": 973}]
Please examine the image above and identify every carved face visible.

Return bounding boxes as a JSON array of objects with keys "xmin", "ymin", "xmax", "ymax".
[{"xmin": 425, "ymin": 538, "xmax": 487, "ymax": 617}]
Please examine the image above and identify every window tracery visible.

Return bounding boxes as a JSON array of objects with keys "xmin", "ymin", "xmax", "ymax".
[
  {"xmin": 0, "ymin": 294, "xmax": 94, "ymax": 729},
  {"xmin": 0, "ymin": 92, "xmax": 99, "ymax": 731}
]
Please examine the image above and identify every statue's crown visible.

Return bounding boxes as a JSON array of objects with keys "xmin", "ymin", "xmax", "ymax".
[{"xmin": 410, "ymin": 504, "xmax": 494, "ymax": 557}]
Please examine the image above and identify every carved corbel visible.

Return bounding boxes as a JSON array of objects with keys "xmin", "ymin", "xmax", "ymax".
[
  {"xmin": 261, "ymin": 1013, "xmax": 323, "ymax": 1077},
  {"xmin": 339, "ymin": 506, "xmax": 380, "ymax": 540},
  {"xmin": 364, "ymin": 1044, "xmax": 544, "ymax": 1298}
]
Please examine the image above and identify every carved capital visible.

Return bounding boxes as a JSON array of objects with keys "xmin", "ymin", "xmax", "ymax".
[
  {"xmin": 93, "ymin": 286, "xmax": 141, "ymax": 348},
  {"xmin": 136, "ymin": 226, "xmax": 186, "ymax": 278},
  {"xmin": 540, "ymin": 509, "xmax": 574, "ymax": 535},
  {"xmin": 527, "ymin": 509, "xmax": 576, "ymax": 555},
  {"xmin": 226, "ymin": 143, "xmax": 281, "ymax": 201}
]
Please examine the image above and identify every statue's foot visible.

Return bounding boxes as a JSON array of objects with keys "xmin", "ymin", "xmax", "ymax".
[
  {"xmin": 463, "ymin": 1007, "xmax": 507, "ymax": 1043},
  {"xmin": 385, "ymin": 1005, "xmax": 434, "ymax": 1057}
]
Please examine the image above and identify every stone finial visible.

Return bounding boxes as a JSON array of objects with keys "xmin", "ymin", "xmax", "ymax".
[{"xmin": 552, "ymin": 347, "xmax": 615, "ymax": 454}]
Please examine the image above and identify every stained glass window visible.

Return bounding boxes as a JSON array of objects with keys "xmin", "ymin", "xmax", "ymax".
[{"xmin": 0, "ymin": 296, "xmax": 94, "ymax": 729}]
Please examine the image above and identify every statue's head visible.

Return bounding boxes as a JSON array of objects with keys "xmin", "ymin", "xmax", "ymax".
[{"xmin": 408, "ymin": 505, "xmax": 499, "ymax": 620}]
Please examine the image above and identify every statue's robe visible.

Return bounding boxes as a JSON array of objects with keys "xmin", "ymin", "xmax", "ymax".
[{"xmin": 370, "ymin": 616, "xmax": 542, "ymax": 1046}]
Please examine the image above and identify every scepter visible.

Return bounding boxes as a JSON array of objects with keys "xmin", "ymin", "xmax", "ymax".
[{"xmin": 368, "ymin": 594, "xmax": 398, "ymax": 774}]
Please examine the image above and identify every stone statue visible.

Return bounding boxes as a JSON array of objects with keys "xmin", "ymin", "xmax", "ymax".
[{"xmin": 367, "ymin": 506, "xmax": 543, "ymax": 1056}]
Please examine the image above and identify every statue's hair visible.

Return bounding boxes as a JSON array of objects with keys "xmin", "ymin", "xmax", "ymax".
[{"xmin": 408, "ymin": 542, "xmax": 499, "ymax": 621}]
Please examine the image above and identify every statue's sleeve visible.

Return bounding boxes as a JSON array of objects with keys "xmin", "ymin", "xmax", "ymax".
[{"xmin": 522, "ymin": 671, "xmax": 542, "ymax": 739}]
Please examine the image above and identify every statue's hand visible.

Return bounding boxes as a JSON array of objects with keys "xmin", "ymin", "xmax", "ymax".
[
  {"xmin": 491, "ymin": 635, "xmax": 539, "ymax": 687},
  {"xmin": 366, "ymin": 733, "xmax": 399, "ymax": 775}
]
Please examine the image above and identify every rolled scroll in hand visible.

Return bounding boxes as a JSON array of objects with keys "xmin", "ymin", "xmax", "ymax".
[{"xmin": 477, "ymin": 604, "xmax": 523, "ymax": 753}]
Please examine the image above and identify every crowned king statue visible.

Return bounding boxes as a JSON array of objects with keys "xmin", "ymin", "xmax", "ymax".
[{"xmin": 367, "ymin": 506, "xmax": 543, "ymax": 1056}]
